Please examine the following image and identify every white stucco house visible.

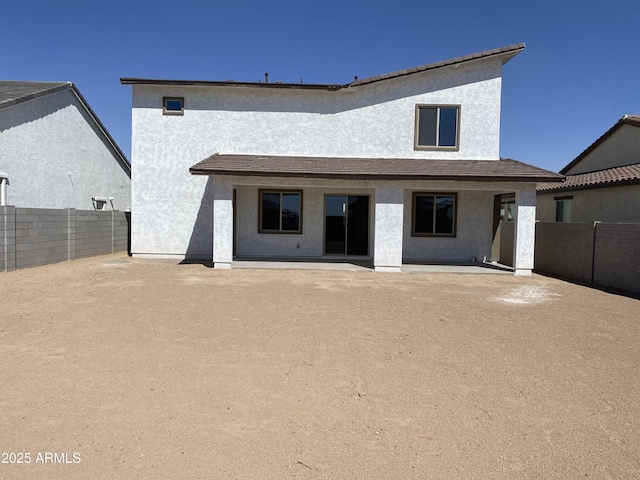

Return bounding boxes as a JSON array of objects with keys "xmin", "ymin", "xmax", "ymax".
[
  {"xmin": 121, "ymin": 43, "xmax": 561, "ymax": 274},
  {"xmin": 537, "ymin": 115, "xmax": 640, "ymax": 222},
  {"xmin": 0, "ymin": 81, "xmax": 130, "ymax": 210}
]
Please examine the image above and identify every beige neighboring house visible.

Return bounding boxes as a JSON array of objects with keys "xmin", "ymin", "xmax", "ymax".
[{"xmin": 537, "ymin": 115, "xmax": 640, "ymax": 222}]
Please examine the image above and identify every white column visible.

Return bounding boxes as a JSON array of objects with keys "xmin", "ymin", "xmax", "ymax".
[
  {"xmin": 374, "ymin": 186, "xmax": 404, "ymax": 272},
  {"xmin": 513, "ymin": 186, "xmax": 536, "ymax": 276},
  {"xmin": 212, "ymin": 176, "xmax": 233, "ymax": 270}
]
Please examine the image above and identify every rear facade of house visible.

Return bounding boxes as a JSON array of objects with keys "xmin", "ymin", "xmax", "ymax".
[{"xmin": 123, "ymin": 44, "xmax": 561, "ymax": 274}]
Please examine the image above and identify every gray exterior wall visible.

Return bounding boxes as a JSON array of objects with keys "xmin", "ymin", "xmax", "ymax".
[
  {"xmin": 534, "ymin": 222, "xmax": 640, "ymax": 295},
  {"xmin": 0, "ymin": 89, "xmax": 131, "ymax": 210},
  {"xmin": 1, "ymin": 206, "xmax": 129, "ymax": 271},
  {"xmin": 537, "ymin": 184, "xmax": 640, "ymax": 223}
]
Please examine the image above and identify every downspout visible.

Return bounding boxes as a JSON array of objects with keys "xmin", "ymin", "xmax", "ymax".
[{"xmin": 0, "ymin": 173, "xmax": 8, "ymax": 206}]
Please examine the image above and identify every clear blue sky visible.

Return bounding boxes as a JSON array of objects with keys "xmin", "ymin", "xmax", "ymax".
[{"xmin": 4, "ymin": 0, "xmax": 639, "ymax": 172}]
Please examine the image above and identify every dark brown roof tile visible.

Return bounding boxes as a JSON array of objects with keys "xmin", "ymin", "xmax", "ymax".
[{"xmin": 190, "ymin": 154, "xmax": 562, "ymax": 183}]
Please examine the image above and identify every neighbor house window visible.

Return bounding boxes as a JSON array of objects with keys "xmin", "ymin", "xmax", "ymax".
[
  {"xmin": 259, "ymin": 190, "xmax": 302, "ymax": 233},
  {"xmin": 163, "ymin": 97, "xmax": 184, "ymax": 115},
  {"xmin": 412, "ymin": 192, "xmax": 457, "ymax": 237},
  {"xmin": 555, "ymin": 196, "xmax": 572, "ymax": 222},
  {"xmin": 415, "ymin": 105, "xmax": 460, "ymax": 150}
]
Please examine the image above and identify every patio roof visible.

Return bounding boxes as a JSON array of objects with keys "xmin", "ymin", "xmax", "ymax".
[{"xmin": 190, "ymin": 154, "xmax": 563, "ymax": 183}]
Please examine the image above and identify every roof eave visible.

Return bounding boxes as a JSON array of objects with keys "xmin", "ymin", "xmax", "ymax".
[
  {"xmin": 189, "ymin": 168, "xmax": 562, "ymax": 183},
  {"xmin": 120, "ymin": 78, "xmax": 345, "ymax": 91},
  {"xmin": 538, "ymin": 177, "xmax": 640, "ymax": 193}
]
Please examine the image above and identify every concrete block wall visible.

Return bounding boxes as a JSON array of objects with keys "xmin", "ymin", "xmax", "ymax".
[
  {"xmin": 593, "ymin": 224, "xmax": 640, "ymax": 294},
  {"xmin": 535, "ymin": 223, "xmax": 595, "ymax": 283},
  {"xmin": 534, "ymin": 222, "xmax": 640, "ymax": 295},
  {"xmin": 15, "ymin": 208, "xmax": 69, "ymax": 269},
  {"xmin": 1, "ymin": 206, "xmax": 17, "ymax": 271},
  {"xmin": 76, "ymin": 211, "xmax": 114, "ymax": 259},
  {"xmin": 1, "ymin": 207, "xmax": 129, "ymax": 272}
]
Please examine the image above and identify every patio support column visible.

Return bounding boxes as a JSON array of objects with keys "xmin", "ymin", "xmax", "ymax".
[
  {"xmin": 374, "ymin": 185, "xmax": 404, "ymax": 272},
  {"xmin": 513, "ymin": 185, "xmax": 536, "ymax": 276},
  {"xmin": 212, "ymin": 176, "xmax": 233, "ymax": 270}
]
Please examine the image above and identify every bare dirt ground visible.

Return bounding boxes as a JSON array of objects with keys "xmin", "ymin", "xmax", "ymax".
[{"xmin": 1, "ymin": 253, "xmax": 639, "ymax": 480}]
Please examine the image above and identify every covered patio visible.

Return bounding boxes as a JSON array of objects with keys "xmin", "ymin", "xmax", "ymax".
[{"xmin": 190, "ymin": 154, "xmax": 563, "ymax": 275}]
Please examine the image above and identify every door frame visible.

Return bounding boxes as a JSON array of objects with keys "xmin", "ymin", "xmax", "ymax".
[{"xmin": 322, "ymin": 193, "xmax": 371, "ymax": 257}]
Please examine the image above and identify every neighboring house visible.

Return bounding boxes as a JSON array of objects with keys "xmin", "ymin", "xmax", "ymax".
[
  {"xmin": 537, "ymin": 115, "xmax": 640, "ymax": 222},
  {"xmin": 121, "ymin": 44, "xmax": 562, "ymax": 274},
  {"xmin": 0, "ymin": 81, "xmax": 131, "ymax": 210}
]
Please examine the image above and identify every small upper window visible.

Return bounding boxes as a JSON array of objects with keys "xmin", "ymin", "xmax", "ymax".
[
  {"xmin": 415, "ymin": 105, "xmax": 460, "ymax": 150},
  {"xmin": 163, "ymin": 97, "xmax": 184, "ymax": 115}
]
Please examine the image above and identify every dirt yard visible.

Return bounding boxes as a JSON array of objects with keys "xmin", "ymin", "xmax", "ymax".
[{"xmin": 0, "ymin": 253, "xmax": 639, "ymax": 479}]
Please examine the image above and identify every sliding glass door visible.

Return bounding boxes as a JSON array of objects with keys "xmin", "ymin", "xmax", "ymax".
[{"xmin": 324, "ymin": 195, "xmax": 369, "ymax": 256}]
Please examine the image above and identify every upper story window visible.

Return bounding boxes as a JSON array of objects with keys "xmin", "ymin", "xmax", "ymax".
[
  {"xmin": 163, "ymin": 97, "xmax": 184, "ymax": 115},
  {"xmin": 415, "ymin": 105, "xmax": 460, "ymax": 150}
]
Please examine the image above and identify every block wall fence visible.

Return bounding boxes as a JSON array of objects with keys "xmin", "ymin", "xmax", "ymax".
[
  {"xmin": 1, "ymin": 206, "xmax": 130, "ymax": 272},
  {"xmin": 534, "ymin": 222, "xmax": 640, "ymax": 295}
]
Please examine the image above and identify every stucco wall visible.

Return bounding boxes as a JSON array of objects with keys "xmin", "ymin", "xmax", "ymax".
[
  {"xmin": 537, "ymin": 184, "xmax": 640, "ymax": 223},
  {"xmin": 565, "ymin": 125, "xmax": 640, "ymax": 175},
  {"xmin": 158, "ymin": 174, "xmax": 523, "ymax": 262},
  {"xmin": 0, "ymin": 89, "xmax": 131, "ymax": 210},
  {"xmin": 130, "ymin": 58, "xmax": 505, "ymax": 258},
  {"xmin": 235, "ymin": 185, "xmax": 375, "ymax": 258},
  {"xmin": 402, "ymin": 189, "xmax": 495, "ymax": 262}
]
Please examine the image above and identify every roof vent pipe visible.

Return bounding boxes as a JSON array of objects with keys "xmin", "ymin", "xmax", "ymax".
[{"xmin": 265, "ymin": 72, "xmax": 269, "ymax": 83}]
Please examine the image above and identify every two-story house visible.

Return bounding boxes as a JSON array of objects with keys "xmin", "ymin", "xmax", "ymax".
[{"xmin": 121, "ymin": 44, "xmax": 562, "ymax": 274}]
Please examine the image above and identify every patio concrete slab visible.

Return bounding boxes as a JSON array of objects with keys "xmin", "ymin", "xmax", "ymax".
[{"xmin": 232, "ymin": 259, "xmax": 512, "ymax": 274}]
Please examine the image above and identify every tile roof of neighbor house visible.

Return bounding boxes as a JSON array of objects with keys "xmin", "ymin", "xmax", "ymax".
[
  {"xmin": 190, "ymin": 154, "xmax": 563, "ymax": 183},
  {"xmin": 120, "ymin": 43, "xmax": 525, "ymax": 90},
  {"xmin": 0, "ymin": 81, "xmax": 130, "ymax": 170},
  {"xmin": 538, "ymin": 163, "xmax": 640, "ymax": 192},
  {"xmin": 560, "ymin": 115, "xmax": 640, "ymax": 175}
]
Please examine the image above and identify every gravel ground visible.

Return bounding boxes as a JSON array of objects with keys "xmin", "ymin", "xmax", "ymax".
[{"xmin": 1, "ymin": 253, "xmax": 639, "ymax": 479}]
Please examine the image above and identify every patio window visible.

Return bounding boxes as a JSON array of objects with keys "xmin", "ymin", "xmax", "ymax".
[
  {"xmin": 259, "ymin": 190, "xmax": 302, "ymax": 234},
  {"xmin": 412, "ymin": 192, "xmax": 457, "ymax": 237},
  {"xmin": 163, "ymin": 97, "xmax": 184, "ymax": 115},
  {"xmin": 415, "ymin": 105, "xmax": 460, "ymax": 150}
]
